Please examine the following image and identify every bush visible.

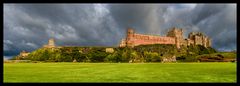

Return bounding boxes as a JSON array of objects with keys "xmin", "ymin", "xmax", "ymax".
[
  {"xmin": 144, "ymin": 52, "xmax": 160, "ymax": 62},
  {"xmin": 87, "ymin": 49, "xmax": 108, "ymax": 62},
  {"xmin": 177, "ymin": 54, "xmax": 198, "ymax": 62},
  {"xmin": 104, "ymin": 52, "xmax": 121, "ymax": 62},
  {"xmin": 24, "ymin": 44, "xmax": 217, "ymax": 62}
]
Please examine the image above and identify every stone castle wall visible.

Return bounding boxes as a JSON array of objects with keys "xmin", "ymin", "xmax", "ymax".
[
  {"xmin": 127, "ymin": 33, "xmax": 175, "ymax": 47},
  {"xmin": 188, "ymin": 32, "xmax": 211, "ymax": 47},
  {"xmin": 120, "ymin": 27, "xmax": 211, "ymax": 48}
]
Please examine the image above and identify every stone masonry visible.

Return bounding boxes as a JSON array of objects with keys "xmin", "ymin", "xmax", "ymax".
[
  {"xmin": 119, "ymin": 27, "xmax": 211, "ymax": 48},
  {"xmin": 43, "ymin": 38, "xmax": 55, "ymax": 48}
]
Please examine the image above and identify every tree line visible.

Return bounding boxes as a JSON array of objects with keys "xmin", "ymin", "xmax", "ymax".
[{"xmin": 12, "ymin": 44, "xmax": 217, "ymax": 62}]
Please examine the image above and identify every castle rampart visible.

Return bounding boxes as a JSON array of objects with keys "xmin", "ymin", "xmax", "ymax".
[{"xmin": 119, "ymin": 27, "xmax": 211, "ymax": 48}]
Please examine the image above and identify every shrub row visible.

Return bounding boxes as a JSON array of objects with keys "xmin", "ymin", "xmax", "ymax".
[{"xmin": 14, "ymin": 44, "xmax": 218, "ymax": 62}]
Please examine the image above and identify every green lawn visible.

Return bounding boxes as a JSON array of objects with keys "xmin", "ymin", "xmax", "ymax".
[{"xmin": 4, "ymin": 62, "xmax": 236, "ymax": 82}]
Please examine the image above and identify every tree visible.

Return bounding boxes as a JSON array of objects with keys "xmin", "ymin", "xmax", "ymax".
[{"xmin": 144, "ymin": 52, "xmax": 160, "ymax": 62}]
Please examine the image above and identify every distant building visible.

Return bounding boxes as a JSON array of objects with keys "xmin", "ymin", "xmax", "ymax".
[
  {"xmin": 43, "ymin": 38, "xmax": 55, "ymax": 48},
  {"xmin": 20, "ymin": 50, "xmax": 30, "ymax": 57},
  {"xmin": 16, "ymin": 50, "xmax": 30, "ymax": 60},
  {"xmin": 119, "ymin": 27, "xmax": 211, "ymax": 48},
  {"xmin": 106, "ymin": 48, "xmax": 114, "ymax": 53},
  {"xmin": 162, "ymin": 55, "xmax": 177, "ymax": 63}
]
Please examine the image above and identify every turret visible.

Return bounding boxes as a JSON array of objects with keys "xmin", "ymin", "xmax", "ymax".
[
  {"xmin": 127, "ymin": 28, "xmax": 134, "ymax": 40},
  {"xmin": 48, "ymin": 38, "xmax": 55, "ymax": 46},
  {"xmin": 43, "ymin": 38, "xmax": 55, "ymax": 48},
  {"xmin": 126, "ymin": 28, "xmax": 135, "ymax": 47},
  {"xmin": 167, "ymin": 27, "xmax": 184, "ymax": 49}
]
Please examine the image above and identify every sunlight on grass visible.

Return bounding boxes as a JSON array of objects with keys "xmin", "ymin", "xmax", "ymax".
[{"xmin": 4, "ymin": 62, "xmax": 236, "ymax": 82}]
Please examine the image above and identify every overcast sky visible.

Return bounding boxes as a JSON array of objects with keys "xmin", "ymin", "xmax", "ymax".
[{"xmin": 4, "ymin": 4, "xmax": 236, "ymax": 58}]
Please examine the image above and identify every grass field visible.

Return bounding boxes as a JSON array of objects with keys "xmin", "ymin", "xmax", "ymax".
[{"xmin": 4, "ymin": 62, "xmax": 236, "ymax": 82}]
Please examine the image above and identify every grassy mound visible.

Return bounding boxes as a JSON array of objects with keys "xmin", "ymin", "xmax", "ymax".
[
  {"xmin": 12, "ymin": 44, "xmax": 219, "ymax": 62},
  {"xmin": 196, "ymin": 52, "xmax": 236, "ymax": 62}
]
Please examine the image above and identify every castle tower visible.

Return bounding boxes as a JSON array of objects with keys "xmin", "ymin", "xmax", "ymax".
[
  {"xmin": 187, "ymin": 31, "xmax": 211, "ymax": 47},
  {"xmin": 127, "ymin": 28, "xmax": 134, "ymax": 40},
  {"xmin": 167, "ymin": 27, "xmax": 183, "ymax": 48},
  {"xmin": 43, "ymin": 38, "xmax": 55, "ymax": 48},
  {"xmin": 48, "ymin": 38, "xmax": 55, "ymax": 46},
  {"xmin": 202, "ymin": 36, "xmax": 207, "ymax": 47},
  {"xmin": 119, "ymin": 39, "xmax": 126, "ymax": 47},
  {"xmin": 126, "ymin": 28, "xmax": 135, "ymax": 47},
  {"xmin": 167, "ymin": 27, "xmax": 183, "ymax": 39},
  {"xmin": 206, "ymin": 38, "xmax": 211, "ymax": 47},
  {"xmin": 188, "ymin": 32, "xmax": 195, "ymax": 40}
]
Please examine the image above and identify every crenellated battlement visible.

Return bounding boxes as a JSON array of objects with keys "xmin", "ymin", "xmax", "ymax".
[{"xmin": 119, "ymin": 27, "xmax": 211, "ymax": 48}]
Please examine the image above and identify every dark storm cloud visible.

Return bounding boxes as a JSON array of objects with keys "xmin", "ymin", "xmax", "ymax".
[
  {"xmin": 4, "ymin": 4, "xmax": 122, "ymax": 57},
  {"xmin": 108, "ymin": 4, "xmax": 168, "ymax": 35},
  {"xmin": 193, "ymin": 4, "xmax": 236, "ymax": 51},
  {"xmin": 190, "ymin": 4, "xmax": 227, "ymax": 24},
  {"xmin": 4, "ymin": 4, "xmax": 236, "ymax": 57},
  {"xmin": 108, "ymin": 4, "xmax": 236, "ymax": 51}
]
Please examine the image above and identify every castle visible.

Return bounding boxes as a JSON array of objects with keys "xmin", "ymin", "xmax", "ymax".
[
  {"xmin": 119, "ymin": 27, "xmax": 211, "ymax": 48},
  {"xmin": 43, "ymin": 38, "xmax": 55, "ymax": 48},
  {"xmin": 14, "ymin": 27, "xmax": 213, "ymax": 63},
  {"xmin": 41, "ymin": 27, "xmax": 212, "ymax": 49},
  {"xmin": 42, "ymin": 38, "xmax": 115, "ymax": 53}
]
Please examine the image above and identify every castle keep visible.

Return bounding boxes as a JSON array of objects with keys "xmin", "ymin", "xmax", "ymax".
[
  {"xmin": 119, "ymin": 27, "xmax": 211, "ymax": 48},
  {"xmin": 43, "ymin": 38, "xmax": 55, "ymax": 48}
]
